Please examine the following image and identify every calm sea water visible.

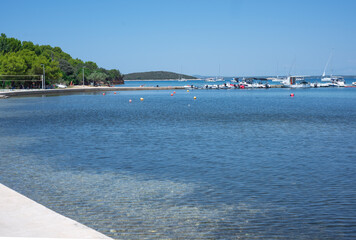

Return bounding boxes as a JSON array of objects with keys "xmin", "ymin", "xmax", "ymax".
[
  {"xmin": 122, "ymin": 78, "xmax": 356, "ymax": 87},
  {"xmin": 0, "ymin": 87, "xmax": 356, "ymax": 239}
]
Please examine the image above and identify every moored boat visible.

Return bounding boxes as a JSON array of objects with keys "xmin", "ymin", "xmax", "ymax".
[{"xmin": 273, "ymin": 76, "xmax": 311, "ymax": 88}]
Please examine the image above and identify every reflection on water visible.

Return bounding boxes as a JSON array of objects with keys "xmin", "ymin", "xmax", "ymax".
[{"xmin": 0, "ymin": 88, "xmax": 356, "ymax": 239}]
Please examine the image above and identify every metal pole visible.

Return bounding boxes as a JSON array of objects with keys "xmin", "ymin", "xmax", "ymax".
[{"xmin": 41, "ymin": 64, "xmax": 45, "ymax": 89}]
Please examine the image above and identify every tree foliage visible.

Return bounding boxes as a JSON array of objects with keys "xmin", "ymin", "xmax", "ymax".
[
  {"xmin": 87, "ymin": 71, "xmax": 108, "ymax": 84},
  {"xmin": 0, "ymin": 33, "xmax": 124, "ymax": 88}
]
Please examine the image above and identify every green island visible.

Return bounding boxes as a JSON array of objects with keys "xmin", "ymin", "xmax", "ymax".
[
  {"xmin": 124, "ymin": 71, "xmax": 197, "ymax": 80},
  {"xmin": 0, "ymin": 33, "xmax": 124, "ymax": 89}
]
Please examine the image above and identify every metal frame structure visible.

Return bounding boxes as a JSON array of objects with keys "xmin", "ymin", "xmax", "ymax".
[{"xmin": 0, "ymin": 75, "xmax": 44, "ymax": 89}]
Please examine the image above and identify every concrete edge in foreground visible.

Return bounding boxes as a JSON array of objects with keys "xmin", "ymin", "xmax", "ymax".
[{"xmin": 0, "ymin": 183, "xmax": 112, "ymax": 239}]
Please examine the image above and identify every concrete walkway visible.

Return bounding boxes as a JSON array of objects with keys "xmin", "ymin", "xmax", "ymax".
[
  {"xmin": 0, "ymin": 183, "xmax": 111, "ymax": 239},
  {"xmin": 0, "ymin": 86, "xmax": 186, "ymax": 98}
]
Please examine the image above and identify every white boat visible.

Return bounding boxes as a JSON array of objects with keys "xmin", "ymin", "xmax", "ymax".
[
  {"xmin": 205, "ymin": 79, "xmax": 215, "ymax": 82},
  {"xmin": 321, "ymin": 52, "xmax": 345, "ymax": 87},
  {"xmin": 251, "ymin": 82, "xmax": 268, "ymax": 88},
  {"xmin": 321, "ymin": 76, "xmax": 345, "ymax": 87},
  {"xmin": 218, "ymin": 82, "xmax": 232, "ymax": 89},
  {"xmin": 274, "ymin": 76, "xmax": 311, "ymax": 88},
  {"xmin": 203, "ymin": 84, "xmax": 218, "ymax": 89},
  {"xmin": 56, "ymin": 84, "xmax": 67, "ymax": 88},
  {"xmin": 238, "ymin": 78, "xmax": 253, "ymax": 88},
  {"xmin": 232, "ymin": 77, "xmax": 270, "ymax": 88},
  {"xmin": 312, "ymin": 82, "xmax": 333, "ymax": 88},
  {"xmin": 352, "ymin": 82, "xmax": 356, "ymax": 86}
]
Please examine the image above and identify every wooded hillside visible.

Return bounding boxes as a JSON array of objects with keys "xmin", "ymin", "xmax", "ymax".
[{"xmin": 0, "ymin": 33, "xmax": 124, "ymax": 88}]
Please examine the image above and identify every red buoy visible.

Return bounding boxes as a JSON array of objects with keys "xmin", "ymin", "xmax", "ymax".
[
  {"xmin": 173, "ymin": 91, "xmax": 176, "ymax": 94},
  {"xmin": 240, "ymin": 85, "xmax": 245, "ymax": 89},
  {"xmin": 129, "ymin": 99, "xmax": 132, "ymax": 103},
  {"xmin": 171, "ymin": 93, "xmax": 174, "ymax": 96},
  {"xmin": 103, "ymin": 93, "xmax": 106, "ymax": 96},
  {"xmin": 114, "ymin": 92, "xmax": 116, "ymax": 94},
  {"xmin": 290, "ymin": 93, "xmax": 294, "ymax": 97}
]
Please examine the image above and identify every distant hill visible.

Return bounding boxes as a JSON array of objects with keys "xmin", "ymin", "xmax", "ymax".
[{"xmin": 124, "ymin": 71, "xmax": 197, "ymax": 80}]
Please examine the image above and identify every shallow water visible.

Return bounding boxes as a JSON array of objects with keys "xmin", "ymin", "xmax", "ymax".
[{"xmin": 0, "ymin": 88, "xmax": 356, "ymax": 239}]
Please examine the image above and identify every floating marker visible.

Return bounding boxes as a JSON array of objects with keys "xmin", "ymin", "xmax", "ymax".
[
  {"xmin": 114, "ymin": 92, "xmax": 116, "ymax": 94},
  {"xmin": 140, "ymin": 98, "xmax": 144, "ymax": 101},
  {"xmin": 187, "ymin": 90, "xmax": 189, "ymax": 92},
  {"xmin": 103, "ymin": 93, "xmax": 106, "ymax": 96},
  {"xmin": 129, "ymin": 99, "xmax": 132, "ymax": 103},
  {"xmin": 171, "ymin": 93, "xmax": 174, "ymax": 96},
  {"xmin": 173, "ymin": 91, "xmax": 176, "ymax": 94},
  {"xmin": 194, "ymin": 96, "xmax": 197, "ymax": 100},
  {"xmin": 290, "ymin": 93, "xmax": 295, "ymax": 97}
]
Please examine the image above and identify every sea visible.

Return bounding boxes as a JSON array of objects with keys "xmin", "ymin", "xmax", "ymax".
[{"xmin": 0, "ymin": 79, "xmax": 355, "ymax": 239}]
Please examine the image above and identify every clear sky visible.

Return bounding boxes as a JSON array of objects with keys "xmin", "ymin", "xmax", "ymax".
[{"xmin": 1, "ymin": 0, "xmax": 355, "ymax": 76}]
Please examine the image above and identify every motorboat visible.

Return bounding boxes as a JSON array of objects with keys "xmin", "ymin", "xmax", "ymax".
[
  {"xmin": 238, "ymin": 80, "xmax": 253, "ymax": 88},
  {"xmin": 218, "ymin": 82, "xmax": 232, "ymax": 89},
  {"xmin": 205, "ymin": 78, "xmax": 216, "ymax": 82},
  {"xmin": 322, "ymin": 76, "xmax": 345, "ymax": 87},
  {"xmin": 203, "ymin": 84, "xmax": 219, "ymax": 89},
  {"xmin": 321, "ymin": 51, "xmax": 345, "ymax": 87},
  {"xmin": 273, "ymin": 76, "xmax": 311, "ymax": 88},
  {"xmin": 311, "ymin": 82, "xmax": 332, "ymax": 88}
]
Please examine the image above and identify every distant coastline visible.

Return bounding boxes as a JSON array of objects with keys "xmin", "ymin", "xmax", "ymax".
[
  {"xmin": 125, "ymin": 79, "xmax": 202, "ymax": 81},
  {"xmin": 123, "ymin": 71, "xmax": 197, "ymax": 80}
]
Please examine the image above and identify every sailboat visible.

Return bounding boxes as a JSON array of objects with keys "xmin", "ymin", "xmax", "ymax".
[
  {"xmin": 178, "ymin": 66, "xmax": 187, "ymax": 81},
  {"xmin": 216, "ymin": 64, "xmax": 223, "ymax": 81},
  {"xmin": 321, "ymin": 52, "xmax": 345, "ymax": 87}
]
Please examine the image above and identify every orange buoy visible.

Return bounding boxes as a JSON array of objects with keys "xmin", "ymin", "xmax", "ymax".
[
  {"xmin": 194, "ymin": 96, "xmax": 197, "ymax": 100},
  {"xmin": 173, "ymin": 91, "xmax": 176, "ymax": 94},
  {"xmin": 187, "ymin": 90, "xmax": 189, "ymax": 92},
  {"xmin": 171, "ymin": 93, "xmax": 174, "ymax": 96},
  {"xmin": 140, "ymin": 98, "xmax": 144, "ymax": 101},
  {"xmin": 114, "ymin": 92, "xmax": 116, "ymax": 94}
]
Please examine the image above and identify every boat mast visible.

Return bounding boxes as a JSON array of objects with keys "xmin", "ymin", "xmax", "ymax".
[{"xmin": 323, "ymin": 51, "xmax": 333, "ymax": 77}]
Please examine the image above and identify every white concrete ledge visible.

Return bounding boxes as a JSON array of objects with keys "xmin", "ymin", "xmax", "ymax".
[
  {"xmin": 0, "ymin": 86, "xmax": 186, "ymax": 98},
  {"xmin": 0, "ymin": 183, "xmax": 111, "ymax": 239}
]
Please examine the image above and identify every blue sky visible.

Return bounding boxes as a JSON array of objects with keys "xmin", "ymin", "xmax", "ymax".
[{"xmin": 1, "ymin": 0, "xmax": 355, "ymax": 76}]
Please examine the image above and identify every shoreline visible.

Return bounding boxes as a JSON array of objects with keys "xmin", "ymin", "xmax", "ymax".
[
  {"xmin": 0, "ymin": 183, "xmax": 111, "ymax": 239},
  {"xmin": 0, "ymin": 86, "xmax": 186, "ymax": 98}
]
